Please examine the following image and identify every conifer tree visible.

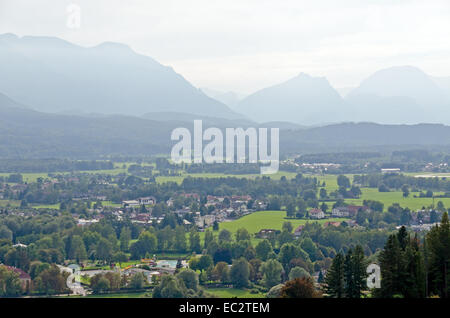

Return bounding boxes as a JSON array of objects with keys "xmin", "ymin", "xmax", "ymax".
[
  {"xmin": 325, "ymin": 252, "xmax": 345, "ymax": 297},
  {"xmin": 426, "ymin": 212, "xmax": 450, "ymax": 298}
]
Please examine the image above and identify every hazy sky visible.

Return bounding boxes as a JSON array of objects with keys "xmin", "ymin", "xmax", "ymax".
[{"xmin": 1, "ymin": 0, "xmax": 450, "ymax": 94}]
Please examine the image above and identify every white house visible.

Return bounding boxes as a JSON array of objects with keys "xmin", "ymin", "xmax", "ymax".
[{"xmin": 309, "ymin": 208, "xmax": 325, "ymax": 219}]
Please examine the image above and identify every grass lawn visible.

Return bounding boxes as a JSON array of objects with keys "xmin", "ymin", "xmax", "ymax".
[
  {"xmin": 32, "ymin": 203, "xmax": 60, "ymax": 209},
  {"xmin": 346, "ymin": 188, "xmax": 450, "ymax": 211},
  {"xmin": 0, "ymin": 199, "xmax": 20, "ymax": 207},
  {"xmin": 101, "ymin": 200, "xmax": 122, "ymax": 207},
  {"xmin": 156, "ymin": 171, "xmax": 297, "ymax": 184},
  {"xmin": 206, "ymin": 288, "xmax": 265, "ymax": 298},
  {"xmin": 0, "ymin": 172, "xmax": 51, "ymax": 183},
  {"xmin": 69, "ymin": 291, "xmax": 148, "ymax": 298},
  {"xmin": 218, "ymin": 210, "xmax": 344, "ymax": 236}
]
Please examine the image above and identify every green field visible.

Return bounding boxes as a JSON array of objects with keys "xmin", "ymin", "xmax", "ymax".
[
  {"xmin": 156, "ymin": 171, "xmax": 297, "ymax": 184},
  {"xmin": 206, "ymin": 288, "xmax": 265, "ymax": 298},
  {"xmin": 219, "ymin": 211, "xmax": 345, "ymax": 236},
  {"xmin": 345, "ymin": 188, "xmax": 450, "ymax": 211},
  {"xmin": 69, "ymin": 291, "xmax": 148, "ymax": 298},
  {"xmin": 0, "ymin": 199, "xmax": 20, "ymax": 207}
]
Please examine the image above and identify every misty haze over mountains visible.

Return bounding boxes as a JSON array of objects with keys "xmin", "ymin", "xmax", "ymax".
[
  {"xmin": 1, "ymin": 33, "xmax": 450, "ymax": 158},
  {"xmin": 0, "ymin": 33, "xmax": 240, "ymax": 120},
  {"xmin": 1, "ymin": 33, "xmax": 450, "ymax": 126}
]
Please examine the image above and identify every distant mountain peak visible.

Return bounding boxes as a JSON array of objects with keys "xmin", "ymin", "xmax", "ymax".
[
  {"xmin": 0, "ymin": 34, "xmax": 241, "ymax": 119},
  {"xmin": 93, "ymin": 41, "xmax": 131, "ymax": 51},
  {"xmin": 238, "ymin": 73, "xmax": 345, "ymax": 124},
  {"xmin": 348, "ymin": 65, "xmax": 447, "ymax": 106}
]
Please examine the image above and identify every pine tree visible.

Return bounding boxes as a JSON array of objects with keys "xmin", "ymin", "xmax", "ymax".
[
  {"xmin": 377, "ymin": 234, "xmax": 404, "ymax": 297},
  {"xmin": 343, "ymin": 245, "xmax": 367, "ymax": 298},
  {"xmin": 351, "ymin": 245, "xmax": 367, "ymax": 298},
  {"xmin": 344, "ymin": 248, "xmax": 354, "ymax": 297},
  {"xmin": 403, "ymin": 235, "xmax": 426, "ymax": 298},
  {"xmin": 325, "ymin": 252, "xmax": 345, "ymax": 297},
  {"xmin": 426, "ymin": 212, "xmax": 450, "ymax": 298}
]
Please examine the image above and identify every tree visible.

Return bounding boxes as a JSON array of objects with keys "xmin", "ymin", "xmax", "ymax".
[
  {"xmin": 325, "ymin": 252, "xmax": 345, "ymax": 297},
  {"xmin": 212, "ymin": 262, "xmax": 230, "ymax": 283},
  {"xmin": 174, "ymin": 226, "xmax": 187, "ymax": 252},
  {"xmin": 176, "ymin": 269, "xmax": 199, "ymax": 291},
  {"xmin": 35, "ymin": 264, "xmax": 67, "ymax": 295},
  {"xmin": 153, "ymin": 275, "xmax": 186, "ymax": 298},
  {"xmin": 129, "ymin": 273, "xmax": 146, "ymax": 289},
  {"xmin": 402, "ymin": 185, "xmax": 410, "ymax": 198},
  {"xmin": 236, "ymin": 228, "xmax": 251, "ymax": 241},
  {"xmin": 319, "ymin": 188, "xmax": 328, "ymax": 200},
  {"xmin": 256, "ymin": 240, "xmax": 273, "ymax": 261},
  {"xmin": 130, "ymin": 231, "xmax": 157, "ymax": 260},
  {"xmin": 197, "ymin": 255, "xmax": 214, "ymax": 271},
  {"xmin": 289, "ymin": 266, "xmax": 310, "ymax": 281},
  {"xmin": 282, "ymin": 222, "xmax": 293, "ymax": 233},
  {"xmin": 426, "ymin": 212, "xmax": 450, "ymax": 298},
  {"xmin": 203, "ymin": 229, "xmax": 215, "ymax": 249},
  {"xmin": 119, "ymin": 227, "xmax": 131, "ymax": 252},
  {"xmin": 436, "ymin": 201, "xmax": 446, "ymax": 213},
  {"xmin": 0, "ymin": 266, "xmax": 22, "ymax": 297},
  {"xmin": 95, "ymin": 238, "xmax": 113, "ymax": 263},
  {"xmin": 278, "ymin": 243, "xmax": 303, "ymax": 270},
  {"xmin": 230, "ymin": 258, "xmax": 250, "ymax": 288},
  {"xmin": 296, "ymin": 198, "xmax": 307, "ymax": 218},
  {"xmin": 337, "ymin": 175, "xmax": 351, "ymax": 189},
  {"xmin": 113, "ymin": 251, "xmax": 128, "ymax": 267},
  {"xmin": 286, "ymin": 201, "xmax": 296, "ymax": 218},
  {"xmin": 213, "ymin": 248, "xmax": 232, "ymax": 264},
  {"xmin": 403, "ymin": 235, "xmax": 426, "ymax": 298},
  {"xmin": 69, "ymin": 235, "xmax": 87, "ymax": 262},
  {"xmin": 344, "ymin": 245, "xmax": 367, "ymax": 298},
  {"xmin": 218, "ymin": 229, "xmax": 232, "ymax": 243},
  {"xmin": 267, "ymin": 283, "xmax": 284, "ymax": 298},
  {"xmin": 189, "ymin": 231, "xmax": 201, "ymax": 253},
  {"xmin": 281, "ymin": 277, "xmax": 321, "ymax": 298},
  {"xmin": 0, "ymin": 226, "xmax": 12, "ymax": 241},
  {"xmin": 91, "ymin": 276, "xmax": 111, "ymax": 294},
  {"xmin": 377, "ymin": 234, "xmax": 404, "ymax": 297},
  {"xmin": 261, "ymin": 259, "xmax": 283, "ymax": 288}
]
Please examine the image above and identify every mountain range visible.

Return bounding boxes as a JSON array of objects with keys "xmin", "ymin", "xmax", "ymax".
[
  {"xmin": 238, "ymin": 66, "xmax": 450, "ymax": 125},
  {"xmin": 1, "ymin": 33, "xmax": 450, "ymax": 126},
  {"xmin": 0, "ymin": 33, "xmax": 240, "ymax": 119},
  {"xmin": 1, "ymin": 91, "xmax": 450, "ymax": 159}
]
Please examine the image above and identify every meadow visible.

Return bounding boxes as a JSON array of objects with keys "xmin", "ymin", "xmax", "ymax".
[
  {"xmin": 155, "ymin": 171, "xmax": 297, "ymax": 184},
  {"xmin": 205, "ymin": 288, "xmax": 265, "ymax": 298},
  {"xmin": 218, "ymin": 210, "xmax": 344, "ymax": 236}
]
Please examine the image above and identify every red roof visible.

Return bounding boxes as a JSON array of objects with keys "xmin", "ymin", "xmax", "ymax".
[{"xmin": 2, "ymin": 265, "xmax": 31, "ymax": 280}]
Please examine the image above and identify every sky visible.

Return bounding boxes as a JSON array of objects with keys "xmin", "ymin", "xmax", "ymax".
[{"xmin": 1, "ymin": 0, "xmax": 450, "ymax": 95}]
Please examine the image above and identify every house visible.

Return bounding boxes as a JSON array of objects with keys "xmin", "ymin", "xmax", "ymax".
[
  {"xmin": 1, "ymin": 265, "xmax": 31, "ymax": 291},
  {"xmin": 195, "ymin": 215, "xmax": 215, "ymax": 228},
  {"xmin": 323, "ymin": 221, "xmax": 341, "ymax": 227},
  {"xmin": 181, "ymin": 193, "xmax": 200, "ymax": 201},
  {"xmin": 122, "ymin": 200, "xmax": 140, "ymax": 207},
  {"xmin": 175, "ymin": 207, "xmax": 191, "ymax": 216},
  {"xmin": 381, "ymin": 168, "xmax": 401, "ymax": 174},
  {"xmin": 77, "ymin": 218, "xmax": 99, "ymax": 227},
  {"xmin": 255, "ymin": 229, "xmax": 278, "ymax": 239},
  {"xmin": 309, "ymin": 208, "xmax": 325, "ymax": 219},
  {"xmin": 294, "ymin": 225, "xmax": 304, "ymax": 238},
  {"xmin": 138, "ymin": 196, "xmax": 156, "ymax": 205},
  {"xmin": 331, "ymin": 205, "xmax": 367, "ymax": 218},
  {"xmin": 12, "ymin": 242, "xmax": 27, "ymax": 248}
]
